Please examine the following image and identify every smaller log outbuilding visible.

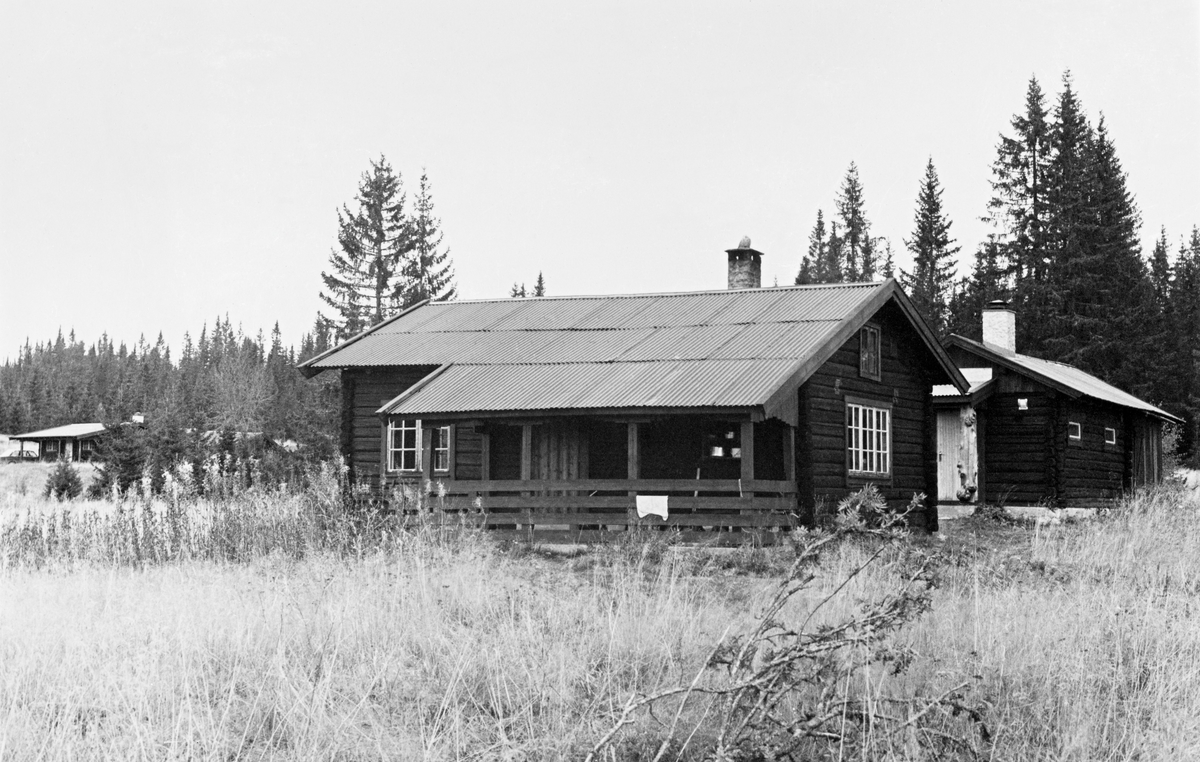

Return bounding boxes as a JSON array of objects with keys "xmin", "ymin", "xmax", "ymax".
[
  {"xmin": 934, "ymin": 301, "xmax": 1182, "ymax": 508},
  {"xmin": 301, "ymin": 241, "xmax": 969, "ymax": 538}
]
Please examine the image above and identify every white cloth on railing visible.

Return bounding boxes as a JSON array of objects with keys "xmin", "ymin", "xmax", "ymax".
[{"xmin": 636, "ymin": 495, "xmax": 669, "ymax": 520}]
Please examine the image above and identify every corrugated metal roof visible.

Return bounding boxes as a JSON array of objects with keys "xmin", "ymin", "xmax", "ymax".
[
  {"xmin": 953, "ymin": 337, "xmax": 1180, "ymax": 422},
  {"xmin": 302, "ymin": 280, "xmax": 964, "ymax": 419},
  {"xmin": 932, "ymin": 368, "xmax": 993, "ymax": 397},
  {"xmin": 14, "ymin": 423, "xmax": 106, "ymax": 439},
  {"xmin": 381, "ymin": 359, "xmax": 800, "ymax": 416},
  {"xmin": 311, "ymin": 282, "xmax": 883, "ymax": 369}
]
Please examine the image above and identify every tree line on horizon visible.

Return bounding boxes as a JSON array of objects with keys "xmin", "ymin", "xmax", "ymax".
[
  {"xmin": 3, "ymin": 74, "xmax": 1200, "ymax": 464},
  {"xmin": 796, "ymin": 72, "xmax": 1200, "ymax": 461},
  {"xmin": 0, "ymin": 154, "xmax": 558, "ymax": 451}
]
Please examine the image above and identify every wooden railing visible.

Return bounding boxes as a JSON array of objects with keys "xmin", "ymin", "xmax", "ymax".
[{"xmin": 383, "ymin": 477, "xmax": 801, "ymax": 540}]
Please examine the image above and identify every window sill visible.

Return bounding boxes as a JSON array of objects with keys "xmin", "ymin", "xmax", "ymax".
[{"xmin": 847, "ymin": 472, "xmax": 893, "ymax": 485}]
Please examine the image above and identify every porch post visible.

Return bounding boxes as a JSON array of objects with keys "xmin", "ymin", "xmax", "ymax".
[
  {"xmin": 626, "ymin": 422, "xmax": 639, "ymax": 528},
  {"xmin": 420, "ymin": 425, "xmax": 434, "ymax": 511},
  {"xmin": 740, "ymin": 421, "xmax": 754, "ymax": 484},
  {"xmin": 783, "ymin": 425, "xmax": 796, "ymax": 483},
  {"xmin": 520, "ymin": 425, "xmax": 532, "ymax": 480},
  {"xmin": 626, "ymin": 422, "xmax": 639, "ymax": 487}
]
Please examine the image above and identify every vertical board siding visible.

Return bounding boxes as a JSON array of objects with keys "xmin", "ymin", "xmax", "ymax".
[
  {"xmin": 801, "ymin": 302, "xmax": 940, "ymax": 526},
  {"xmin": 455, "ymin": 426, "xmax": 484, "ymax": 480}
]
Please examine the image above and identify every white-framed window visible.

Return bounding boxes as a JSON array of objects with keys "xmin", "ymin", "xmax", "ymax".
[
  {"xmin": 1068, "ymin": 421, "xmax": 1082, "ymax": 441},
  {"xmin": 846, "ymin": 401, "xmax": 891, "ymax": 477},
  {"xmin": 859, "ymin": 325, "xmax": 881, "ymax": 381},
  {"xmin": 433, "ymin": 425, "xmax": 451, "ymax": 472},
  {"xmin": 1105, "ymin": 427, "xmax": 1117, "ymax": 445},
  {"xmin": 388, "ymin": 419, "xmax": 421, "ymax": 472},
  {"xmin": 1017, "ymin": 398, "xmax": 1029, "ymax": 411}
]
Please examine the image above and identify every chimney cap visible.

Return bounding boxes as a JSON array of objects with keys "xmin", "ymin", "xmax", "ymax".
[
  {"xmin": 725, "ymin": 236, "xmax": 765, "ymax": 257},
  {"xmin": 984, "ymin": 299, "xmax": 1012, "ymax": 310}
]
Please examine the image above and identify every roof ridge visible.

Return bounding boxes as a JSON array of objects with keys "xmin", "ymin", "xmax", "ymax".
[
  {"xmin": 421, "ymin": 280, "xmax": 886, "ymax": 306},
  {"xmin": 382, "ymin": 318, "xmax": 841, "ymax": 334}
]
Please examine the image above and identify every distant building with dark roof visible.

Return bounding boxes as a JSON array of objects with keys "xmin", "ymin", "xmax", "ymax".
[
  {"xmin": 301, "ymin": 241, "xmax": 969, "ymax": 536},
  {"xmin": 933, "ymin": 301, "xmax": 1180, "ymax": 508}
]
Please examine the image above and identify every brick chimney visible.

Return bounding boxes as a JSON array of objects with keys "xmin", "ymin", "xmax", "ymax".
[
  {"xmin": 982, "ymin": 300, "xmax": 1016, "ymax": 352},
  {"xmin": 726, "ymin": 236, "xmax": 763, "ymax": 289}
]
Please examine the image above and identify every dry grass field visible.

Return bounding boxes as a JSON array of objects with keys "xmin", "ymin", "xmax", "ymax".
[{"xmin": 2, "ymin": 460, "xmax": 1200, "ymax": 760}]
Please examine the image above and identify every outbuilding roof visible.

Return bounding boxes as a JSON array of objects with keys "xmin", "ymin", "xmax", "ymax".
[
  {"xmin": 947, "ymin": 336, "xmax": 1182, "ymax": 423},
  {"xmin": 13, "ymin": 423, "xmax": 107, "ymax": 440},
  {"xmin": 301, "ymin": 280, "xmax": 969, "ymax": 424}
]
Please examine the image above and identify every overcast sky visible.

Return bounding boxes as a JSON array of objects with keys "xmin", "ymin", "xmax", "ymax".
[{"xmin": 2, "ymin": 1, "xmax": 1198, "ymax": 359}]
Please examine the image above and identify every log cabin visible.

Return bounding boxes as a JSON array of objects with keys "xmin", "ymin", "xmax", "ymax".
[
  {"xmin": 300, "ymin": 240, "xmax": 968, "ymax": 538},
  {"xmin": 933, "ymin": 301, "xmax": 1182, "ymax": 508},
  {"xmin": 11, "ymin": 423, "xmax": 106, "ymax": 462}
]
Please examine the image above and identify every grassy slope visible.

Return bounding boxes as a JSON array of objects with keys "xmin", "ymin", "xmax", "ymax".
[{"xmin": 2, "ymin": 478, "xmax": 1200, "ymax": 759}]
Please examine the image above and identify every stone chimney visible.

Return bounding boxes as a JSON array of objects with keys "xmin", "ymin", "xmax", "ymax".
[
  {"xmin": 982, "ymin": 300, "xmax": 1016, "ymax": 352},
  {"xmin": 726, "ymin": 236, "xmax": 764, "ymax": 289}
]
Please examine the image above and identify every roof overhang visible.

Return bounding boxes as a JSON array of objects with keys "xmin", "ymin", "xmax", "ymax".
[
  {"xmin": 947, "ymin": 334, "xmax": 1184, "ymax": 424},
  {"xmin": 297, "ymin": 299, "xmax": 431, "ymax": 378},
  {"xmin": 760, "ymin": 280, "xmax": 969, "ymax": 422}
]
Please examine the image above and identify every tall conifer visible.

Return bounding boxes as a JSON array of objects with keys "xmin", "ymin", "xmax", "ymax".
[
  {"xmin": 835, "ymin": 163, "xmax": 874, "ymax": 280},
  {"xmin": 401, "ymin": 171, "xmax": 457, "ymax": 307},
  {"xmin": 320, "ymin": 156, "xmax": 411, "ymax": 340},
  {"xmin": 901, "ymin": 159, "xmax": 960, "ymax": 336}
]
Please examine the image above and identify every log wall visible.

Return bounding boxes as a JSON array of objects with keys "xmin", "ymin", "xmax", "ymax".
[
  {"xmin": 799, "ymin": 301, "xmax": 941, "ymax": 528},
  {"xmin": 342, "ymin": 366, "xmax": 438, "ymax": 486}
]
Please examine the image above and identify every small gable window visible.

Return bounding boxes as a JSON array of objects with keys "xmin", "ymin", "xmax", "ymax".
[
  {"xmin": 1105, "ymin": 427, "xmax": 1117, "ymax": 446},
  {"xmin": 859, "ymin": 325, "xmax": 881, "ymax": 381},
  {"xmin": 1068, "ymin": 421, "xmax": 1082, "ymax": 441}
]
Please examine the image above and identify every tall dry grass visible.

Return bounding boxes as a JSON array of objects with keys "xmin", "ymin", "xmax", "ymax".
[
  {"xmin": 2, "ymin": 466, "xmax": 1200, "ymax": 759},
  {"xmin": 906, "ymin": 485, "xmax": 1200, "ymax": 760}
]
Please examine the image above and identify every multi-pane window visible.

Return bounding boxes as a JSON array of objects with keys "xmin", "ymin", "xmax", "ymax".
[
  {"xmin": 388, "ymin": 419, "xmax": 421, "ymax": 472},
  {"xmin": 859, "ymin": 325, "xmax": 881, "ymax": 381},
  {"xmin": 846, "ymin": 402, "xmax": 891, "ymax": 476},
  {"xmin": 388, "ymin": 421, "xmax": 452, "ymax": 473},
  {"xmin": 433, "ymin": 425, "xmax": 451, "ymax": 472}
]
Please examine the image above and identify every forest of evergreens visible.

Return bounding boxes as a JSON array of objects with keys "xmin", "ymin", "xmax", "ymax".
[{"xmin": 2, "ymin": 73, "xmax": 1198, "ymax": 464}]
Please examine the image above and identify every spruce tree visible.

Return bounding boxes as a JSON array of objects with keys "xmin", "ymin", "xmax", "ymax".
[
  {"xmin": 901, "ymin": 159, "xmax": 960, "ymax": 337},
  {"xmin": 985, "ymin": 76, "xmax": 1052, "ymax": 351},
  {"xmin": 319, "ymin": 156, "xmax": 411, "ymax": 340},
  {"xmin": 532, "ymin": 272, "xmax": 546, "ymax": 297},
  {"xmin": 401, "ymin": 170, "xmax": 457, "ymax": 307},
  {"xmin": 880, "ymin": 239, "xmax": 895, "ymax": 279},
  {"xmin": 796, "ymin": 210, "xmax": 828, "ymax": 284},
  {"xmin": 946, "ymin": 236, "xmax": 1005, "ymax": 341},
  {"xmin": 835, "ymin": 163, "xmax": 874, "ymax": 280},
  {"xmin": 821, "ymin": 221, "xmax": 845, "ymax": 283},
  {"xmin": 1171, "ymin": 229, "xmax": 1200, "ymax": 461},
  {"xmin": 1150, "ymin": 227, "xmax": 1172, "ymax": 307}
]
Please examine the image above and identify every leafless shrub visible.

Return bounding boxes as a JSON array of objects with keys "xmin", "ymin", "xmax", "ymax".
[{"xmin": 587, "ymin": 489, "xmax": 988, "ymax": 761}]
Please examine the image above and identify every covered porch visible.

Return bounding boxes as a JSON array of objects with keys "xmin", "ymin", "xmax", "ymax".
[{"xmin": 382, "ymin": 414, "xmax": 800, "ymax": 540}]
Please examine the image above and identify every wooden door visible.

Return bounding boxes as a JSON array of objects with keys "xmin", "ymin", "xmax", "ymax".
[
  {"xmin": 937, "ymin": 407, "xmax": 978, "ymax": 502},
  {"xmin": 937, "ymin": 410, "xmax": 962, "ymax": 501}
]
